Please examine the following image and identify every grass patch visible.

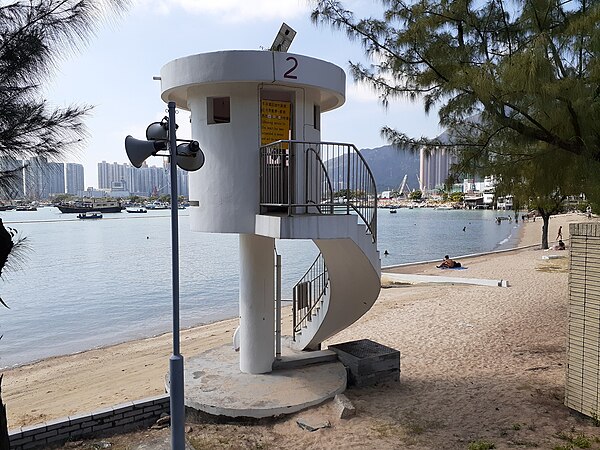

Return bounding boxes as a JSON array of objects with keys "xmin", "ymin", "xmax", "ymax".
[
  {"xmin": 371, "ymin": 422, "xmax": 404, "ymax": 438},
  {"xmin": 554, "ymin": 431, "xmax": 594, "ymax": 449},
  {"xmin": 405, "ymin": 421, "xmax": 425, "ymax": 436},
  {"xmin": 189, "ymin": 433, "xmax": 268, "ymax": 450},
  {"xmin": 370, "ymin": 415, "xmax": 442, "ymax": 446},
  {"xmin": 468, "ymin": 440, "xmax": 495, "ymax": 450},
  {"xmin": 572, "ymin": 435, "xmax": 592, "ymax": 448},
  {"xmin": 591, "ymin": 411, "xmax": 600, "ymax": 427}
]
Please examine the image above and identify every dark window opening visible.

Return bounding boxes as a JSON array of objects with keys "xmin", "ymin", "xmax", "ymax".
[{"xmin": 208, "ymin": 97, "xmax": 230, "ymax": 124}]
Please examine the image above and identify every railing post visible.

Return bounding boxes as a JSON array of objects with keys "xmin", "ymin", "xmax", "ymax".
[
  {"xmin": 346, "ymin": 145, "xmax": 350, "ymax": 216},
  {"xmin": 304, "ymin": 144, "xmax": 309, "ymax": 215},
  {"xmin": 292, "ymin": 286, "xmax": 296, "ymax": 342},
  {"xmin": 287, "ymin": 144, "xmax": 293, "ymax": 216}
]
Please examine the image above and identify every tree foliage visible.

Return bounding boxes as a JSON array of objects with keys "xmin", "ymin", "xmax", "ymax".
[
  {"xmin": 312, "ymin": 0, "xmax": 600, "ymax": 247},
  {"xmin": 409, "ymin": 189, "xmax": 422, "ymax": 200}
]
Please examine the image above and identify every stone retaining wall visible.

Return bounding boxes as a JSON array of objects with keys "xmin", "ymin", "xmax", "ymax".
[{"xmin": 8, "ymin": 394, "xmax": 169, "ymax": 449}]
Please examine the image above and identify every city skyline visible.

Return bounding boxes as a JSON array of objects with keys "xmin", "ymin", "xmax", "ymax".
[
  {"xmin": 97, "ymin": 159, "xmax": 189, "ymax": 198},
  {"xmin": 0, "ymin": 157, "xmax": 187, "ymax": 201},
  {"xmin": 5, "ymin": 145, "xmax": 461, "ymax": 201}
]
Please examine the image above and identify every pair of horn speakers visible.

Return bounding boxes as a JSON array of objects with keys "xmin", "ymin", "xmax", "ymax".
[{"xmin": 125, "ymin": 121, "xmax": 205, "ymax": 172}]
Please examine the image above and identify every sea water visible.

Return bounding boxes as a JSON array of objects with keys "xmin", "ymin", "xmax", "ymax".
[{"xmin": 0, "ymin": 206, "xmax": 519, "ymax": 368}]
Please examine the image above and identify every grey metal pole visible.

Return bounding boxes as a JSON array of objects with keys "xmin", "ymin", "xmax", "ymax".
[
  {"xmin": 168, "ymin": 101, "xmax": 185, "ymax": 450},
  {"xmin": 275, "ymin": 253, "xmax": 282, "ymax": 360}
]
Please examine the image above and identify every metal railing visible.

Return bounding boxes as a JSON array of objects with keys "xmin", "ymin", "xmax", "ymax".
[
  {"xmin": 259, "ymin": 140, "xmax": 378, "ymax": 241},
  {"xmin": 260, "ymin": 140, "xmax": 378, "ymax": 341},
  {"xmin": 292, "ymin": 253, "xmax": 329, "ymax": 339}
]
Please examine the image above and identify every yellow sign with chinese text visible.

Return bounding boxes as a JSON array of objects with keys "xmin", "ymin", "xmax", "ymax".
[{"xmin": 261, "ymin": 100, "xmax": 291, "ymax": 146}]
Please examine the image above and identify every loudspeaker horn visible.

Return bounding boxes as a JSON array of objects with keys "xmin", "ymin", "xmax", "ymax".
[
  {"xmin": 176, "ymin": 141, "xmax": 205, "ymax": 172},
  {"xmin": 145, "ymin": 121, "xmax": 168, "ymax": 141},
  {"xmin": 125, "ymin": 135, "xmax": 166, "ymax": 168}
]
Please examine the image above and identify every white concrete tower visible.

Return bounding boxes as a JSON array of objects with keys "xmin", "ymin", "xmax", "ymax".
[{"xmin": 160, "ymin": 50, "xmax": 345, "ymax": 374}]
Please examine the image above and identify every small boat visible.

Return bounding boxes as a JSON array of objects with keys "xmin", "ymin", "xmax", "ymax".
[
  {"xmin": 145, "ymin": 201, "xmax": 169, "ymax": 210},
  {"xmin": 77, "ymin": 211, "xmax": 103, "ymax": 220},
  {"xmin": 389, "ymin": 208, "xmax": 397, "ymax": 214},
  {"xmin": 15, "ymin": 206, "xmax": 37, "ymax": 211},
  {"xmin": 126, "ymin": 208, "xmax": 147, "ymax": 214},
  {"xmin": 56, "ymin": 199, "xmax": 123, "ymax": 214}
]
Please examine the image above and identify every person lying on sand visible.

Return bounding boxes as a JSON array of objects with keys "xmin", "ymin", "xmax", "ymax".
[
  {"xmin": 554, "ymin": 240, "xmax": 566, "ymax": 250},
  {"xmin": 436, "ymin": 255, "xmax": 462, "ymax": 269}
]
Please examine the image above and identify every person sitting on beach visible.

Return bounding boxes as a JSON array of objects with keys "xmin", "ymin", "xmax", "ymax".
[{"xmin": 437, "ymin": 255, "xmax": 461, "ymax": 268}]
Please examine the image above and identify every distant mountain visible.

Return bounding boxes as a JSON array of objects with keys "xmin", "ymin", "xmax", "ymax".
[
  {"xmin": 323, "ymin": 144, "xmax": 420, "ymax": 194},
  {"xmin": 359, "ymin": 144, "xmax": 420, "ymax": 193}
]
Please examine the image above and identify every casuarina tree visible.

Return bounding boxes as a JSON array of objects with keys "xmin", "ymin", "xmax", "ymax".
[
  {"xmin": 0, "ymin": 0, "xmax": 129, "ymax": 440},
  {"xmin": 311, "ymin": 0, "xmax": 600, "ymax": 248}
]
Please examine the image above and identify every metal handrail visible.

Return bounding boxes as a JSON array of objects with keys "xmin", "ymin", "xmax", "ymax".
[
  {"xmin": 292, "ymin": 253, "xmax": 329, "ymax": 340},
  {"xmin": 260, "ymin": 140, "xmax": 378, "ymax": 342},
  {"xmin": 259, "ymin": 140, "xmax": 378, "ymax": 241},
  {"xmin": 305, "ymin": 147, "xmax": 334, "ymax": 215}
]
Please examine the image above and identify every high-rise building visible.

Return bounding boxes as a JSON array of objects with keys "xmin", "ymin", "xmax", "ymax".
[
  {"xmin": 66, "ymin": 163, "xmax": 84, "ymax": 195},
  {"xmin": 98, "ymin": 160, "xmax": 111, "ymax": 189},
  {"xmin": 24, "ymin": 157, "xmax": 65, "ymax": 199},
  {"xmin": 97, "ymin": 160, "xmax": 189, "ymax": 198},
  {"xmin": 98, "ymin": 161, "xmax": 126, "ymax": 189},
  {"xmin": 419, "ymin": 147, "xmax": 457, "ymax": 192},
  {"xmin": 47, "ymin": 162, "xmax": 65, "ymax": 197}
]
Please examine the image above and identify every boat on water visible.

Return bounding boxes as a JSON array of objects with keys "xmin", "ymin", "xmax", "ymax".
[
  {"xmin": 77, "ymin": 211, "xmax": 103, "ymax": 220},
  {"xmin": 145, "ymin": 201, "xmax": 169, "ymax": 210},
  {"xmin": 56, "ymin": 199, "xmax": 123, "ymax": 214},
  {"xmin": 389, "ymin": 208, "xmax": 397, "ymax": 214},
  {"xmin": 126, "ymin": 208, "xmax": 147, "ymax": 214},
  {"xmin": 15, "ymin": 206, "xmax": 37, "ymax": 211}
]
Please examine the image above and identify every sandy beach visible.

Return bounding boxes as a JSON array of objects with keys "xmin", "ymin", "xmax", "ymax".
[{"xmin": 6, "ymin": 212, "xmax": 600, "ymax": 448}]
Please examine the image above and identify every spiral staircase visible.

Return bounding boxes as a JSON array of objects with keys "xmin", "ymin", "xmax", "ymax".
[{"xmin": 255, "ymin": 140, "xmax": 381, "ymax": 351}]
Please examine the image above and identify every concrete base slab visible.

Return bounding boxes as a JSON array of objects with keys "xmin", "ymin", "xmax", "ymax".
[
  {"xmin": 178, "ymin": 344, "xmax": 347, "ymax": 419},
  {"xmin": 382, "ymin": 272, "xmax": 509, "ymax": 288}
]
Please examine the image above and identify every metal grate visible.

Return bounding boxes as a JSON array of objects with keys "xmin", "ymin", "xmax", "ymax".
[{"xmin": 331, "ymin": 339, "xmax": 397, "ymax": 359}]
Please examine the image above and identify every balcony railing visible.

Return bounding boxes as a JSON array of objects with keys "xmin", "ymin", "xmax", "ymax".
[{"xmin": 259, "ymin": 140, "xmax": 377, "ymax": 241}]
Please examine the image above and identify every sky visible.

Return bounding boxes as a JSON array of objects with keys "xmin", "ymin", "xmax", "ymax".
[{"xmin": 43, "ymin": 0, "xmax": 443, "ymax": 188}]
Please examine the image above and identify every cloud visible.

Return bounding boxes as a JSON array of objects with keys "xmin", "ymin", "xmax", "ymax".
[{"xmin": 135, "ymin": 0, "xmax": 308, "ymax": 23}]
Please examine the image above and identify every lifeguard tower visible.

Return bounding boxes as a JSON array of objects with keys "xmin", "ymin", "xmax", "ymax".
[{"xmin": 159, "ymin": 38, "xmax": 381, "ymax": 415}]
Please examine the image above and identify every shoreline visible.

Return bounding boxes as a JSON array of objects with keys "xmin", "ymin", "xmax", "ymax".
[
  {"xmin": 2, "ymin": 210, "xmax": 521, "ymax": 372},
  {"xmin": 1, "ymin": 207, "xmax": 517, "ymax": 370},
  {"xmin": 4, "ymin": 212, "xmax": 592, "ymax": 432}
]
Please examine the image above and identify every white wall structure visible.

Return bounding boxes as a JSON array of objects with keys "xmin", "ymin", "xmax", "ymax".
[
  {"xmin": 161, "ymin": 51, "xmax": 344, "ymax": 234},
  {"xmin": 160, "ymin": 50, "xmax": 380, "ymax": 375}
]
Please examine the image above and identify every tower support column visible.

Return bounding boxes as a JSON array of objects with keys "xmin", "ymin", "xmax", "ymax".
[{"xmin": 239, "ymin": 233, "xmax": 275, "ymax": 374}]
